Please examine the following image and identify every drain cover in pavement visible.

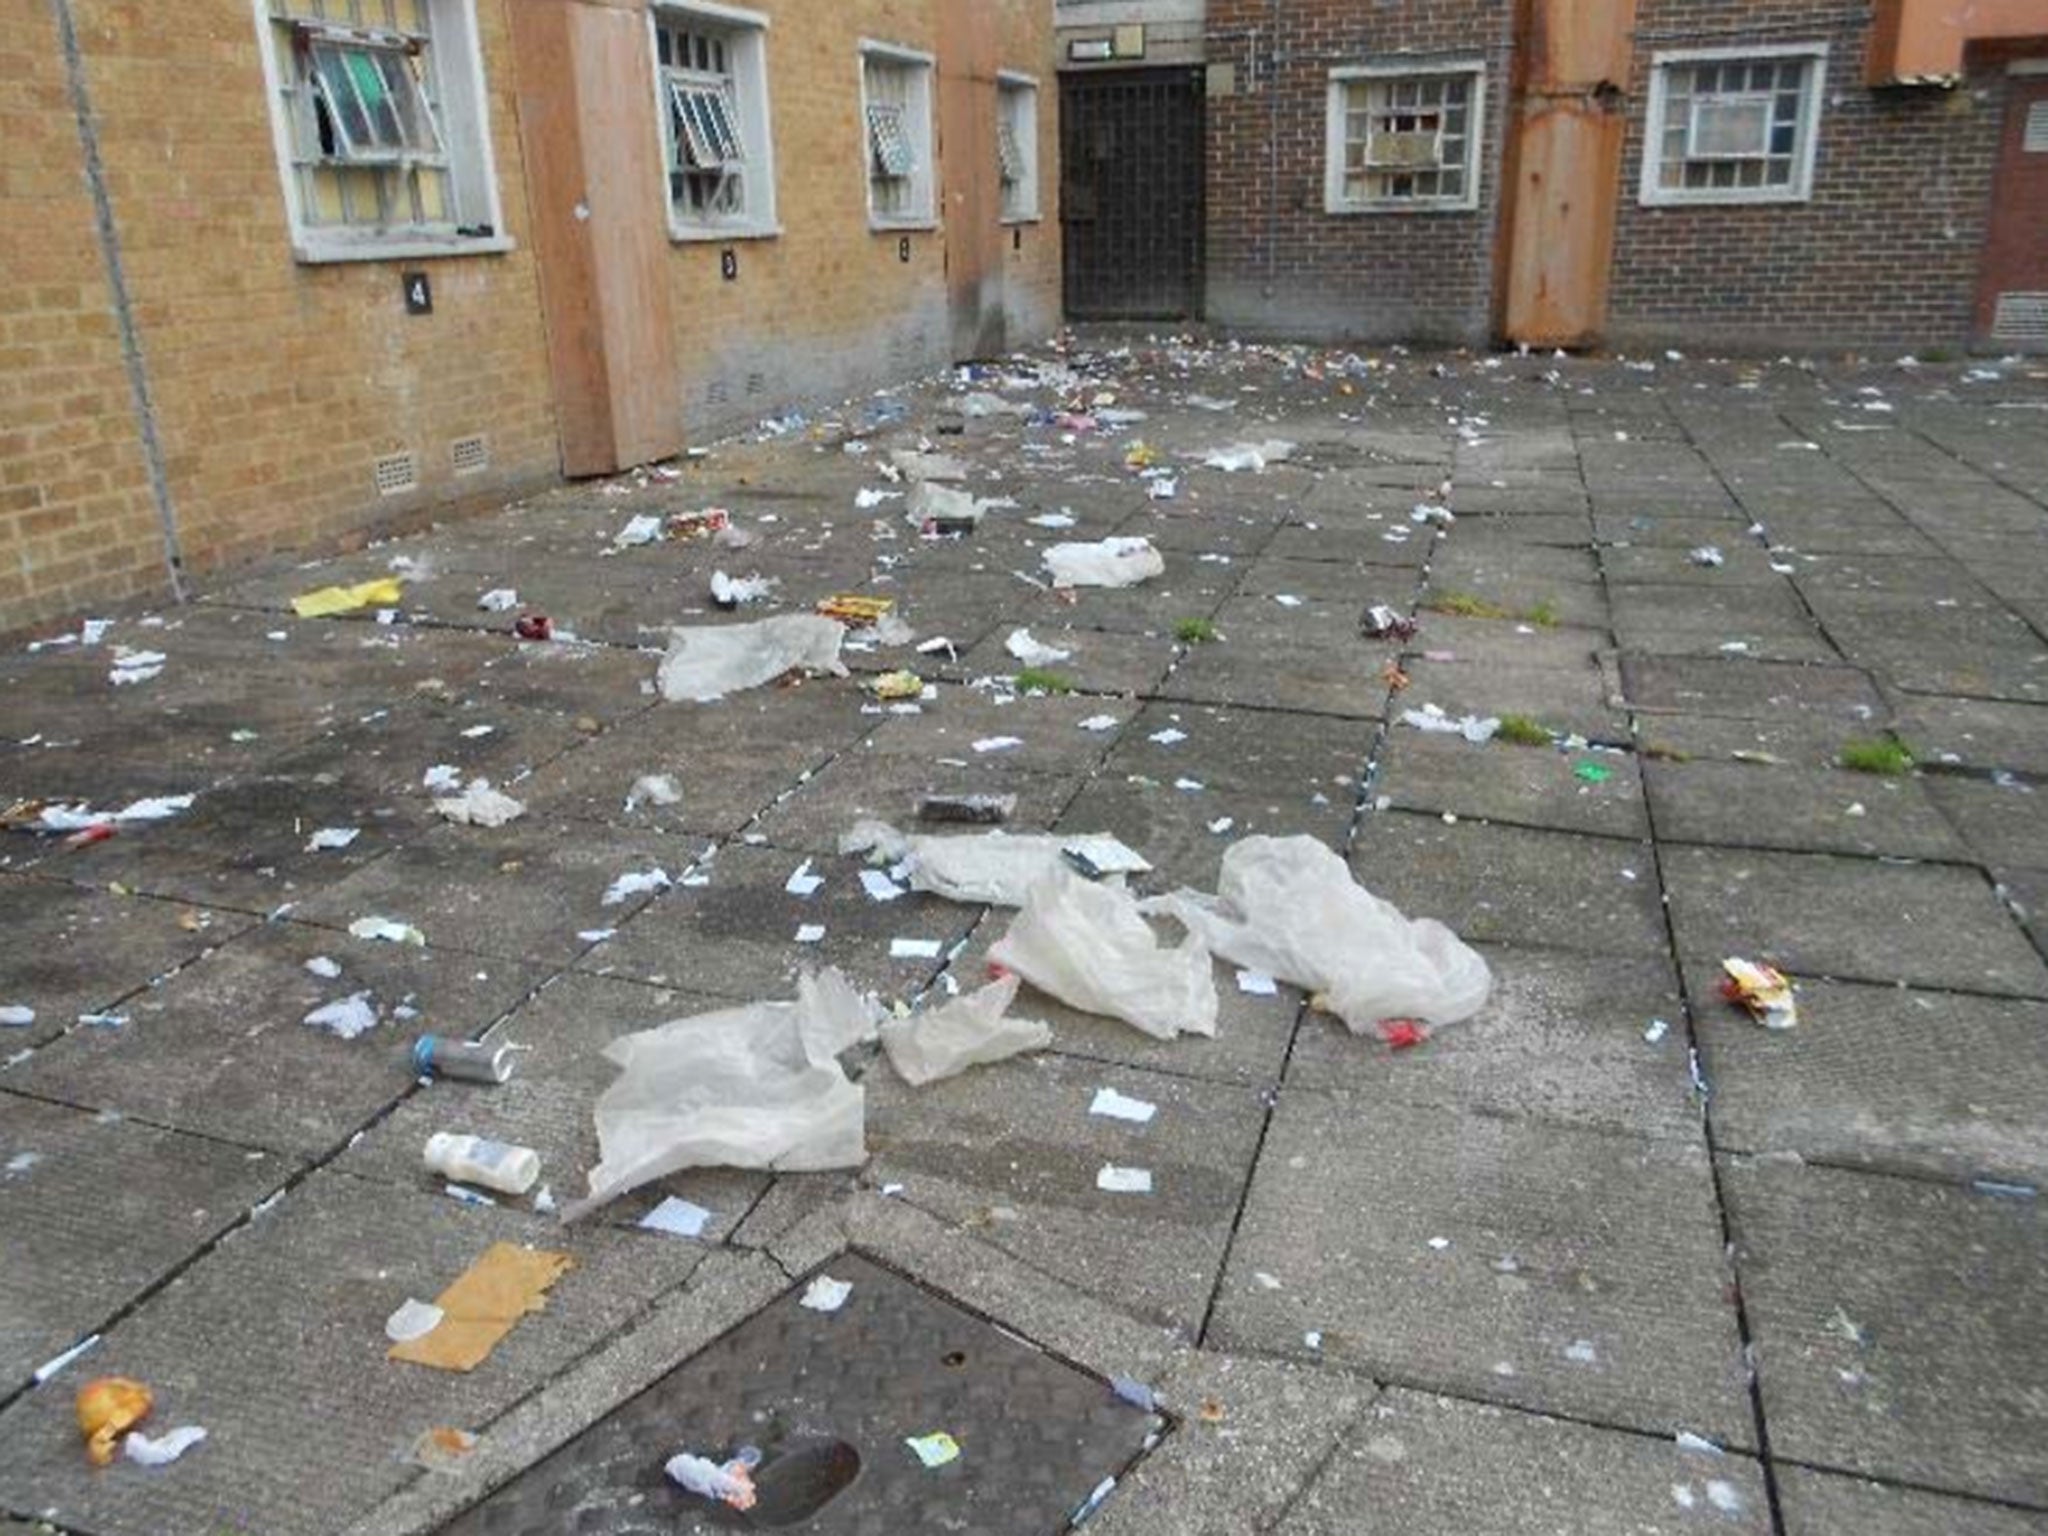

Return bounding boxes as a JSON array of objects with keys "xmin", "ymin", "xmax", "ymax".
[{"xmin": 437, "ymin": 1254, "xmax": 1160, "ymax": 1535}]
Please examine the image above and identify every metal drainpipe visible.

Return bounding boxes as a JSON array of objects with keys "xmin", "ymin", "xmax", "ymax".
[{"xmin": 1262, "ymin": 0, "xmax": 1280, "ymax": 300}]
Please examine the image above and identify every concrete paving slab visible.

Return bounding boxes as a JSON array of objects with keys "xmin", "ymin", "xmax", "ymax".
[
  {"xmin": 1662, "ymin": 846, "xmax": 2048, "ymax": 997},
  {"xmin": 747, "ymin": 749, "xmax": 1085, "ymax": 856},
  {"xmin": 1099, "ymin": 701, "xmax": 1371, "ymax": 799},
  {"xmin": 1351, "ymin": 813, "xmax": 1668, "ymax": 957},
  {"xmin": 1893, "ymin": 697, "xmax": 2048, "ymax": 775},
  {"xmin": 1774, "ymin": 1466, "xmax": 2048, "ymax": 1535},
  {"xmin": 1620, "ymin": 655, "xmax": 1887, "ymax": 722},
  {"xmin": 1633, "ymin": 708, "xmax": 1890, "ymax": 771},
  {"xmin": 1423, "ymin": 577, "xmax": 1610, "ymax": 632},
  {"xmin": 857, "ymin": 685, "xmax": 1140, "ymax": 774},
  {"xmin": 1847, "ymin": 639, "xmax": 2048, "ymax": 705},
  {"xmin": 5, "ymin": 919, "xmax": 547, "ymax": 1157},
  {"xmin": 1603, "ymin": 543, "xmax": 1796, "ymax": 588},
  {"xmin": 1053, "ymin": 775, "xmax": 1354, "ymax": 896},
  {"xmin": 1211, "ymin": 1093, "xmax": 1750, "ymax": 1441},
  {"xmin": 1399, "ymin": 613, "xmax": 1608, "ymax": 671},
  {"xmin": 1609, "ymin": 580, "xmax": 1822, "ymax": 637},
  {"xmin": 289, "ymin": 821, "xmax": 698, "ymax": 968},
  {"xmin": 1156, "ymin": 640, "xmax": 1392, "ymax": 719},
  {"xmin": 577, "ymin": 839, "xmax": 980, "ymax": 1002},
  {"xmin": 1274, "ymin": 1388, "xmax": 1771, "ymax": 1536},
  {"xmin": 1684, "ymin": 964, "xmax": 2048, "ymax": 1185},
  {"xmin": 1592, "ymin": 512, "xmax": 1752, "ymax": 548},
  {"xmin": 1643, "ymin": 758, "xmax": 1971, "ymax": 861},
  {"xmin": 956, "ymin": 623, "xmax": 1180, "ymax": 696},
  {"xmin": 0, "ymin": 879, "xmax": 255, "ymax": 1050},
  {"xmin": 1116, "ymin": 504, "xmax": 1282, "ymax": 558},
  {"xmin": 1610, "ymin": 622, "xmax": 1845, "ymax": 665},
  {"xmin": 0, "ymin": 1172, "xmax": 704, "ymax": 1536},
  {"xmin": 1431, "ymin": 541, "xmax": 1602, "ymax": 590},
  {"xmin": 1397, "ymin": 656, "xmax": 1627, "ymax": 743},
  {"xmin": 1375, "ymin": 732, "xmax": 1648, "ymax": 840},
  {"xmin": 0, "ymin": 1091, "xmax": 289, "ymax": 1389},
  {"xmin": 862, "ymin": 1050, "xmax": 1267, "ymax": 1335},
  {"xmin": 1724, "ymin": 1157, "xmax": 2048, "ymax": 1507},
  {"xmin": 1266, "ymin": 521, "xmax": 1434, "ymax": 567},
  {"xmin": 1924, "ymin": 777, "xmax": 2048, "ymax": 868},
  {"xmin": 1288, "ymin": 944, "xmax": 1696, "ymax": 1142}
]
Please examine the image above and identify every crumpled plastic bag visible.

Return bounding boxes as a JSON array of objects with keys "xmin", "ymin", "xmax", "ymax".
[
  {"xmin": 1202, "ymin": 440, "xmax": 1295, "ymax": 473},
  {"xmin": 1144, "ymin": 835, "xmax": 1490, "ymax": 1030},
  {"xmin": 879, "ymin": 974, "xmax": 1052, "ymax": 1085},
  {"xmin": 989, "ymin": 867, "xmax": 1217, "ymax": 1040},
  {"xmin": 563, "ymin": 968, "xmax": 880, "ymax": 1220},
  {"xmin": 432, "ymin": 778, "xmax": 525, "ymax": 827},
  {"xmin": 909, "ymin": 481, "xmax": 989, "ymax": 528},
  {"xmin": 1042, "ymin": 537, "xmax": 1165, "ymax": 590},
  {"xmin": 840, "ymin": 821, "xmax": 1146, "ymax": 907},
  {"xmin": 657, "ymin": 614, "xmax": 847, "ymax": 702}
]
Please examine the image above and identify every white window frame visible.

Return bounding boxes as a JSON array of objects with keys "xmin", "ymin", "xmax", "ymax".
[
  {"xmin": 250, "ymin": 0, "xmax": 511, "ymax": 264},
  {"xmin": 649, "ymin": 1, "xmax": 778, "ymax": 242},
  {"xmin": 1639, "ymin": 43, "xmax": 1827, "ymax": 208},
  {"xmin": 859, "ymin": 40, "xmax": 937, "ymax": 232},
  {"xmin": 1323, "ymin": 60, "xmax": 1486, "ymax": 215},
  {"xmin": 997, "ymin": 71, "xmax": 1041, "ymax": 224}
]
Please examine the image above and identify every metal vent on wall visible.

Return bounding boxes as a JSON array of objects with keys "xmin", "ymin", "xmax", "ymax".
[
  {"xmin": 2025, "ymin": 100, "xmax": 2048, "ymax": 154},
  {"xmin": 373, "ymin": 451, "xmax": 418, "ymax": 496},
  {"xmin": 704, "ymin": 377, "xmax": 731, "ymax": 407},
  {"xmin": 1991, "ymin": 292, "xmax": 2048, "ymax": 342},
  {"xmin": 450, "ymin": 435, "xmax": 488, "ymax": 475}
]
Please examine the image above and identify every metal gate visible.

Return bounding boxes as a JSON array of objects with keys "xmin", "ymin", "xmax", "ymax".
[{"xmin": 1060, "ymin": 68, "xmax": 1205, "ymax": 320}]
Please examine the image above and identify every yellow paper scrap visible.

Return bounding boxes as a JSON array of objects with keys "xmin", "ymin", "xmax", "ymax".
[
  {"xmin": 388, "ymin": 1242, "xmax": 573, "ymax": 1373},
  {"xmin": 292, "ymin": 578, "xmax": 404, "ymax": 618}
]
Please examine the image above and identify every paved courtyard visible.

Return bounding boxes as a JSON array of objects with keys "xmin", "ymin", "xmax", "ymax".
[{"xmin": 3, "ymin": 337, "xmax": 2047, "ymax": 1535}]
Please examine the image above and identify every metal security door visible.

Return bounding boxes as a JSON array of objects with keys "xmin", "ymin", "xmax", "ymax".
[
  {"xmin": 1060, "ymin": 68, "xmax": 1204, "ymax": 319},
  {"xmin": 1977, "ymin": 75, "xmax": 2048, "ymax": 351}
]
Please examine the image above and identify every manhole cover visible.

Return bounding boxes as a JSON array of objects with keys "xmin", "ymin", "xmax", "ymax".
[{"xmin": 437, "ymin": 1254, "xmax": 1160, "ymax": 1535}]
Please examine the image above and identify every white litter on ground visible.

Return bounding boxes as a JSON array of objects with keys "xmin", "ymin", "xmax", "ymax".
[
  {"xmin": 1096, "ymin": 1165, "xmax": 1153, "ymax": 1194},
  {"xmin": 1089, "ymin": 1087, "xmax": 1157, "ymax": 1124},
  {"xmin": 602, "ymin": 868, "xmax": 672, "ymax": 906},
  {"xmin": 800, "ymin": 1275, "xmax": 854, "ymax": 1312},
  {"xmin": 879, "ymin": 975, "xmax": 1050, "ymax": 1086},
  {"xmin": 433, "ymin": 778, "xmax": 525, "ymax": 827},
  {"xmin": 303, "ymin": 992, "xmax": 379, "ymax": 1040}
]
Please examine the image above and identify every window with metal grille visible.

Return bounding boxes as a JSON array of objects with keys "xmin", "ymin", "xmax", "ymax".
[
  {"xmin": 257, "ymin": 0, "xmax": 505, "ymax": 262},
  {"xmin": 861, "ymin": 45, "xmax": 934, "ymax": 227},
  {"xmin": 1642, "ymin": 47, "xmax": 1825, "ymax": 205},
  {"xmin": 998, "ymin": 74, "xmax": 1039, "ymax": 222},
  {"xmin": 1326, "ymin": 67, "xmax": 1482, "ymax": 212},
  {"xmin": 655, "ymin": 10, "xmax": 771, "ymax": 233}
]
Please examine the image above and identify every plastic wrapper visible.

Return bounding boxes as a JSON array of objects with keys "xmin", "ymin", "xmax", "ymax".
[
  {"xmin": 989, "ymin": 867, "xmax": 1217, "ymax": 1040},
  {"xmin": 879, "ymin": 974, "xmax": 1052, "ymax": 1085},
  {"xmin": 657, "ymin": 614, "xmax": 847, "ymax": 702},
  {"xmin": 77, "ymin": 1377, "xmax": 152, "ymax": 1467},
  {"xmin": 1143, "ymin": 835, "xmax": 1490, "ymax": 1030},
  {"xmin": 1042, "ymin": 537, "xmax": 1164, "ymax": 590},
  {"xmin": 432, "ymin": 778, "xmax": 525, "ymax": 827},
  {"xmin": 1201, "ymin": 440, "xmax": 1295, "ymax": 472},
  {"xmin": 563, "ymin": 969, "xmax": 880, "ymax": 1220},
  {"xmin": 840, "ymin": 821, "xmax": 1145, "ymax": 908}
]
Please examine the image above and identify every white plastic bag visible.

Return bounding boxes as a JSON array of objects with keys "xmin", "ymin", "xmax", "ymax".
[
  {"xmin": 432, "ymin": 778, "xmax": 525, "ymax": 827},
  {"xmin": 1005, "ymin": 628, "xmax": 1071, "ymax": 666},
  {"xmin": 564, "ymin": 969, "xmax": 879, "ymax": 1220},
  {"xmin": 840, "ymin": 821, "xmax": 1148, "ymax": 908},
  {"xmin": 989, "ymin": 866, "xmax": 1217, "ymax": 1040},
  {"xmin": 1144, "ymin": 835, "xmax": 1490, "ymax": 1030},
  {"xmin": 908, "ymin": 481, "xmax": 989, "ymax": 527},
  {"xmin": 657, "ymin": 614, "xmax": 847, "ymax": 702},
  {"xmin": 1042, "ymin": 537, "xmax": 1165, "ymax": 590},
  {"xmin": 879, "ymin": 974, "xmax": 1052, "ymax": 1085},
  {"xmin": 1201, "ymin": 440, "xmax": 1295, "ymax": 473}
]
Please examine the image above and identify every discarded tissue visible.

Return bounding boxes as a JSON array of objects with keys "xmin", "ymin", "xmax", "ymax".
[
  {"xmin": 1042, "ymin": 537, "xmax": 1165, "ymax": 590},
  {"xmin": 564, "ymin": 969, "xmax": 880, "ymax": 1219},
  {"xmin": 657, "ymin": 614, "xmax": 847, "ymax": 702},
  {"xmin": 432, "ymin": 778, "xmax": 525, "ymax": 828},
  {"xmin": 989, "ymin": 866, "xmax": 1217, "ymax": 1040},
  {"xmin": 1145, "ymin": 835, "xmax": 1491, "ymax": 1030},
  {"xmin": 879, "ymin": 974, "xmax": 1051, "ymax": 1086}
]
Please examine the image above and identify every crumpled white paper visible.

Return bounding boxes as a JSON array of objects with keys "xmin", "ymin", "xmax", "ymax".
[
  {"xmin": 1042, "ymin": 537, "xmax": 1164, "ymax": 590},
  {"xmin": 433, "ymin": 778, "xmax": 525, "ymax": 827},
  {"xmin": 657, "ymin": 614, "xmax": 847, "ymax": 702}
]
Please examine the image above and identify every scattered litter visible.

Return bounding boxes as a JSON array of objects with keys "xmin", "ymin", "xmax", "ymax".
[
  {"xmin": 1043, "ymin": 537, "xmax": 1164, "ymax": 590},
  {"xmin": 991, "ymin": 866, "xmax": 1217, "ymax": 1040},
  {"xmin": 36, "ymin": 1335, "xmax": 100, "ymax": 1385},
  {"xmin": 514, "ymin": 613, "xmax": 554, "ymax": 642},
  {"xmin": 388, "ymin": 1242, "xmax": 573, "ymax": 1373},
  {"xmin": 306, "ymin": 826, "xmax": 360, "ymax": 851},
  {"xmin": 1380, "ymin": 1019, "xmax": 1428, "ymax": 1050},
  {"xmin": 639, "ymin": 1196, "xmax": 714, "ymax": 1238},
  {"xmin": 433, "ymin": 778, "xmax": 525, "ymax": 827},
  {"xmin": 108, "ymin": 648, "xmax": 165, "ymax": 686},
  {"xmin": 890, "ymin": 937, "xmax": 942, "ymax": 960},
  {"xmin": 799, "ymin": 1275, "xmax": 854, "ymax": 1313},
  {"xmin": 1110, "ymin": 1376, "xmax": 1156, "ymax": 1411},
  {"xmin": 1564, "ymin": 1339, "xmax": 1598, "ymax": 1364},
  {"xmin": 1006, "ymin": 628, "xmax": 1072, "ymax": 666},
  {"xmin": 407, "ymin": 1426, "xmax": 478, "ymax": 1472},
  {"xmin": 816, "ymin": 593, "xmax": 896, "ymax": 628},
  {"xmin": 1644, "ymin": 1018, "xmax": 1671, "ymax": 1045},
  {"xmin": 786, "ymin": 860, "xmax": 825, "ymax": 897},
  {"xmin": 76, "ymin": 1377, "xmax": 153, "ymax": 1466},
  {"xmin": 413, "ymin": 1036, "xmax": 517, "ymax": 1085},
  {"xmin": 1079, "ymin": 714, "xmax": 1119, "ymax": 732},
  {"xmin": 1411, "ymin": 503, "xmax": 1454, "ymax": 527},
  {"xmin": 905, "ymin": 1432, "xmax": 961, "ymax": 1469},
  {"xmin": 1720, "ymin": 958, "xmax": 1798, "ymax": 1029},
  {"xmin": 1676, "ymin": 1431, "xmax": 1725, "ymax": 1456},
  {"xmin": 1202, "ymin": 440, "xmax": 1294, "ymax": 472},
  {"xmin": 422, "ymin": 764, "xmax": 463, "ymax": 793},
  {"xmin": 0, "ymin": 1005, "xmax": 35, "ymax": 1027},
  {"xmin": 1706, "ymin": 1481, "xmax": 1742, "ymax": 1513},
  {"xmin": 1207, "ymin": 816, "xmax": 1235, "ymax": 835},
  {"xmin": 866, "ymin": 669, "xmax": 924, "ymax": 701},
  {"xmin": 384, "ymin": 1299, "xmax": 446, "ymax": 1343},
  {"xmin": 709, "ymin": 570, "xmax": 777, "ymax": 609},
  {"xmin": 292, "ymin": 577, "xmax": 404, "ymax": 617},
  {"xmin": 1573, "ymin": 762, "xmax": 1612, "ymax": 785},
  {"xmin": 303, "ymin": 992, "xmax": 379, "ymax": 1040},
  {"xmin": 1149, "ymin": 727, "xmax": 1188, "ymax": 746},
  {"xmin": 459, "ymin": 725, "xmax": 495, "ymax": 739},
  {"xmin": 919, "ymin": 793, "xmax": 1015, "ymax": 825},
  {"xmin": 29, "ymin": 794, "xmax": 194, "ymax": 833},
  {"xmin": 1096, "ymin": 1165, "xmax": 1152, "ymax": 1194},
  {"xmin": 657, "ymin": 615, "xmax": 847, "ymax": 702},
  {"xmin": 1401, "ymin": 705, "xmax": 1499, "ymax": 744},
  {"xmin": 624, "ymin": 774, "xmax": 681, "ymax": 812},
  {"xmin": 794, "ymin": 923, "xmax": 826, "ymax": 944},
  {"xmin": 602, "ymin": 867, "xmax": 672, "ymax": 906},
  {"xmin": 566, "ymin": 969, "xmax": 878, "ymax": 1217},
  {"xmin": 612, "ymin": 514, "xmax": 662, "ymax": 548},
  {"xmin": 973, "ymin": 736, "xmax": 1023, "ymax": 753},
  {"xmin": 1688, "ymin": 546, "xmax": 1725, "ymax": 568},
  {"xmin": 859, "ymin": 868, "xmax": 903, "ymax": 902},
  {"xmin": 1236, "ymin": 969, "xmax": 1278, "ymax": 996},
  {"xmin": 668, "ymin": 508, "xmax": 732, "ymax": 541},
  {"xmin": 1089, "ymin": 1087, "xmax": 1157, "ymax": 1124},
  {"xmin": 424, "ymin": 1132, "xmax": 540, "ymax": 1196},
  {"xmin": 845, "ymin": 822, "xmax": 1148, "ymax": 908},
  {"xmin": 478, "ymin": 589, "xmax": 518, "ymax": 613},
  {"xmin": 1145, "ymin": 835, "xmax": 1491, "ymax": 1031},
  {"xmin": 348, "ymin": 916, "xmax": 425, "ymax": 946},
  {"xmin": 1027, "ymin": 511, "xmax": 1077, "ymax": 529},
  {"xmin": 667, "ymin": 1451, "xmax": 758, "ymax": 1510},
  {"xmin": 123, "ymin": 1425, "xmax": 207, "ymax": 1468},
  {"xmin": 1361, "ymin": 605, "xmax": 1418, "ymax": 641}
]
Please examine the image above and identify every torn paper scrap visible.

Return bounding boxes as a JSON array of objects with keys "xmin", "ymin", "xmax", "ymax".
[
  {"xmin": 303, "ymin": 992, "xmax": 379, "ymax": 1041},
  {"xmin": 602, "ymin": 868, "xmax": 672, "ymax": 906},
  {"xmin": 1005, "ymin": 628, "xmax": 1072, "ymax": 666},
  {"xmin": 656, "ymin": 614, "xmax": 847, "ymax": 703},
  {"xmin": 800, "ymin": 1275, "xmax": 853, "ymax": 1313},
  {"xmin": 638, "ymin": 1196, "xmax": 713, "ymax": 1238},
  {"xmin": 123, "ymin": 1426, "xmax": 208, "ymax": 1467},
  {"xmin": 348, "ymin": 916, "xmax": 425, "ymax": 946},
  {"xmin": 879, "ymin": 974, "xmax": 1052, "ymax": 1086},
  {"xmin": 1096, "ymin": 1165, "xmax": 1153, "ymax": 1194},
  {"xmin": 388, "ymin": 1242, "xmax": 574, "ymax": 1373},
  {"xmin": 292, "ymin": 578, "xmax": 404, "ymax": 618},
  {"xmin": 1089, "ymin": 1087, "xmax": 1157, "ymax": 1124},
  {"xmin": 306, "ymin": 827, "xmax": 360, "ymax": 851}
]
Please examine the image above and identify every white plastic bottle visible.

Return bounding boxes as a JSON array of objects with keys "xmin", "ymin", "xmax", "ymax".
[{"xmin": 423, "ymin": 1132, "xmax": 541, "ymax": 1195}]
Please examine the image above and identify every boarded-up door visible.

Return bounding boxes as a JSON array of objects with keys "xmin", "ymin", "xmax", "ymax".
[
  {"xmin": 1060, "ymin": 68, "xmax": 1204, "ymax": 320},
  {"xmin": 1977, "ymin": 74, "xmax": 2048, "ymax": 350},
  {"xmin": 939, "ymin": 9, "xmax": 1006, "ymax": 359}
]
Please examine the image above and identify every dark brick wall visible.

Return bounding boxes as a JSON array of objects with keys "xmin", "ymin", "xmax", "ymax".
[
  {"xmin": 1606, "ymin": 0, "xmax": 2008, "ymax": 353},
  {"xmin": 1202, "ymin": 0, "xmax": 1516, "ymax": 344}
]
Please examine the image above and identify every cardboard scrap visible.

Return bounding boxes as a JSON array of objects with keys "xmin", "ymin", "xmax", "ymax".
[{"xmin": 388, "ymin": 1242, "xmax": 573, "ymax": 1373}]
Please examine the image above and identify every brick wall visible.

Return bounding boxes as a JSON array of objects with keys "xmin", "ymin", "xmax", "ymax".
[
  {"xmin": 1607, "ymin": 1, "xmax": 2008, "ymax": 353},
  {"xmin": 1202, "ymin": 0, "xmax": 1515, "ymax": 343}
]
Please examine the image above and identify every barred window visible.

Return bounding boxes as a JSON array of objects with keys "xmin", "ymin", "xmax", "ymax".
[
  {"xmin": 861, "ymin": 45, "xmax": 935, "ymax": 227},
  {"xmin": 997, "ymin": 74, "xmax": 1039, "ymax": 222},
  {"xmin": 1642, "ymin": 48, "xmax": 1825, "ymax": 205},
  {"xmin": 656, "ymin": 9, "xmax": 774, "ymax": 235},
  {"xmin": 1326, "ymin": 67, "xmax": 1483, "ymax": 213}
]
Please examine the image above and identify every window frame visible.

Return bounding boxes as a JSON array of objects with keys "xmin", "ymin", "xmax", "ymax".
[
  {"xmin": 251, "ymin": 0, "xmax": 511, "ymax": 265},
  {"xmin": 858, "ymin": 39, "xmax": 938, "ymax": 232},
  {"xmin": 649, "ymin": 0, "xmax": 779, "ymax": 243},
  {"xmin": 997, "ymin": 70, "xmax": 1041, "ymax": 225},
  {"xmin": 1639, "ymin": 43, "xmax": 1828, "ymax": 208},
  {"xmin": 1323, "ymin": 60, "xmax": 1486, "ymax": 216}
]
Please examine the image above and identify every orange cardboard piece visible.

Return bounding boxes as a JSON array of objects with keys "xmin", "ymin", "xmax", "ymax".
[{"xmin": 388, "ymin": 1242, "xmax": 573, "ymax": 1373}]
